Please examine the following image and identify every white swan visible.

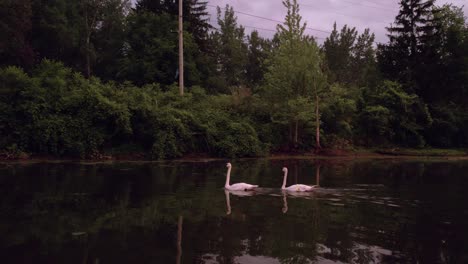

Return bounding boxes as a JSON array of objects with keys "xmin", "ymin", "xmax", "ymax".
[
  {"xmin": 224, "ymin": 163, "xmax": 258, "ymax": 191},
  {"xmin": 281, "ymin": 167, "xmax": 317, "ymax": 192}
]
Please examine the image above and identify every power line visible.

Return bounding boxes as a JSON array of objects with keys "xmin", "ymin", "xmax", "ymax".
[
  {"xmin": 243, "ymin": 25, "xmax": 326, "ymax": 39},
  {"xmin": 336, "ymin": 0, "xmax": 398, "ymax": 12},
  {"xmin": 208, "ymin": 4, "xmax": 283, "ymax": 23},
  {"xmin": 243, "ymin": 25, "xmax": 276, "ymax": 32},
  {"xmin": 206, "ymin": 2, "xmax": 390, "ymax": 44},
  {"xmin": 299, "ymin": 0, "xmax": 397, "ymax": 12},
  {"xmin": 211, "ymin": 24, "xmax": 325, "ymax": 40},
  {"xmin": 299, "ymin": 2, "xmax": 392, "ymax": 24},
  {"xmin": 207, "ymin": 4, "xmax": 331, "ymax": 34},
  {"xmin": 361, "ymin": 0, "xmax": 398, "ymax": 9}
]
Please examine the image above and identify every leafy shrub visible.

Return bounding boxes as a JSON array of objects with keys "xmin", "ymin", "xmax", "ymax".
[{"xmin": 358, "ymin": 80, "xmax": 431, "ymax": 147}]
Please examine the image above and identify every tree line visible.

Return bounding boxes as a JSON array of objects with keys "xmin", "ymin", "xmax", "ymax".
[{"xmin": 0, "ymin": 0, "xmax": 467, "ymax": 159}]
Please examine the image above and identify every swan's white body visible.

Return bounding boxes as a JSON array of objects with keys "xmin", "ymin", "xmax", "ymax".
[
  {"xmin": 281, "ymin": 167, "xmax": 317, "ymax": 192},
  {"xmin": 225, "ymin": 163, "xmax": 258, "ymax": 191}
]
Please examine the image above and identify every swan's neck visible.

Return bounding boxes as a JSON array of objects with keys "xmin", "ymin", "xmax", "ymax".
[
  {"xmin": 281, "ymin": 171, "xmax": 288, "ymax": 189},
  {"xmin": 225, "ymin": 167, "xmax": 231, "ymax": 188}
]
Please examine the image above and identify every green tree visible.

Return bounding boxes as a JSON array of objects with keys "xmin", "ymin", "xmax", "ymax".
[
  {"xmin": 246, "ymin": 31, "xmax": 271, "ymax": 89},
  {"xmin": 211, "ymin": 5, "xmax": 248, "ymax": 91},
  {"xmin": 262, "ymin": 0, "xmax": 326, "ymax": 150},
  {"xmin": 351, "ymin": 28, "xmax": 378, "ymax": 88},
  {"xmin": 0, "ymin": 0, "xmax": 34, "ymax": 69},
  {"xmin": 135, "ymin": 0, "xmax": 216, "ymax": 90},
  {"xmin": 421, "ymin": 5, "xmax": 468, "ymax": 147},
  {"xmin": 136, "ymin": 0, "xmax": 210, "ymax": 50},
  {"xmin": 419, "ymin": 4, "xmax": 468, "ymax": 104},
  {"xmin": 378, "ymin": 1, "xmax": 468, "ymax": 147},
  {"xmin": 321, "ymin": 83, "xmax": 357, "ymax": 145},
  {"xmin": 377, "ymin": 0, "xmax": 436, "ymax": 90},
  {"xmin": 30, "ymin": 0, "xmax": 82, "ymax": 68},
  {"xmin": 358, "ymin": 81, "xmax": 432, "ymax": 147},
  {"xmin": 323, "ymin": 24, "xmax": 377, "ymax": 88},
  {"xmin": 0, "ymin": 66, "xmax": 34, "ymax": 150},
  {"xmin": 27, "ymin": 0, "xmax": 130, "ymax": 78},
  {"xmin": 86, "ymin": 0, "xmax": 130, "ymax": 79},
  {"xmin": 323, "ymin": 23, "xmax": 357, "ymax": 85},
  {"xmin": 117, "ymin": 11, "xmax": 200, "ymax": 87},
  {"xmin": 0, "ymin": 60, "xmax": 132, "ymax": 157}
]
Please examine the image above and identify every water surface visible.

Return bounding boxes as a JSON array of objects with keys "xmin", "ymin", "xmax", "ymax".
[{"xmin": 0, "ymin": 159, "xmax": 467, "ymax": 263}]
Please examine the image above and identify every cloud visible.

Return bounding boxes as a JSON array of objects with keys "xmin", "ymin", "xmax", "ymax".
[{"xmin": 207, "ymin": 0, "xmax": 468, "ymax": 43}]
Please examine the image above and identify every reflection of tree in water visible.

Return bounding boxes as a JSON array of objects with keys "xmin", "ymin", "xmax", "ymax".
[
  {"xmin": 214, "ymin": 188, "xmax": 324, "ymax": 263},
  {"xmin": 176, "ymin": 216, "xmax": 183, "ymax": 264},
  {"xmin": 1, "ymin": 160, "xmax": 467, "ymax": 263}
]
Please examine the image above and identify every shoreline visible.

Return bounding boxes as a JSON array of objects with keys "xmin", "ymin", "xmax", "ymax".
[{"xmin": 1, "ymin": 148, "xmax": 468, "ymax": 163}]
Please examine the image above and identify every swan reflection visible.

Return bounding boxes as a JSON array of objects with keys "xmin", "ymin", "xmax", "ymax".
[
  {"xmin": 224, "ymin": 189, "xmax": 256, "ymax": 215},
  {"xmin": 280, "ymin": 190, "xmax": 317, "ymax": 214},
  {"xmin": 282, "ymin": 191, "xmax": 288, "ymax": 213},
  {"xmin": 280, "ymin": 164, "xmax": 321, "ymax": 214}
]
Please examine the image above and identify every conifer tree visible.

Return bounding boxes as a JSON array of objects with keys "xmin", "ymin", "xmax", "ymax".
[{"xmin": 378, "ymin": 0, "xmax": 436, "ymax": 89}]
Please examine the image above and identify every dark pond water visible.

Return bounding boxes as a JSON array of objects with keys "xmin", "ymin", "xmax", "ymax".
[{"xmin": 1, "ymin": 159, "xmax": 468, "ymax": 263}]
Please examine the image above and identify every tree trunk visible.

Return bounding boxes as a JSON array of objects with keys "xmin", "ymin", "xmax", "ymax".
[
  {"xmin": 84, "ymin": 2, "xmax": 91, "ymax": 78},
  {"xmin": 294, "ymin": 119, "xmax": 299, "ymax": 149},
  {"xmin": 83, "ymin": 0, "xmax": 98, "ymax": 78},
  {"xmin": 289, "ymin": 122, "xmax": 293, "ymax": 148},
  {"xmin": 315, "ymin": 95, "xmax": 321, "ymax": 152},
  {"xmin": 315, "ymin": 164, "xmax": 321, "ymax": 186},
  {"xmin": 86, "ymin": 35, "xmax": 91, "ymax": 78},
  {"xmin": 178, "ymin": 0, "xmax": 184, "ymax": 95},
  {"xmin": 294, "ymin": 163, "xmax": 298, "ymax": 184}
]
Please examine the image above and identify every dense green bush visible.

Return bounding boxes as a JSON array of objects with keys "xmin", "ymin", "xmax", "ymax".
[
  {"xmin": 0, "ymin": 61, "xmax": 265, "ymax": 159},
  {"xmin": 425, "ymin": 104, "xmax": 468, "ymax": 148},
  {"xmin": 0, "ymin": 66, "xmax": 32, "ymax": 151},
  {"xmin": 358, "ymin": 81, "xmax": 432, "ymax": 147},
  {"xmin": 160, "ymin": 88, "xmax": 266, "ymax": 158},
  {"xmin": 1, "ymin": 58, "xmax": 467, "ymax": 160},
  {"xmin": 0, "ymin": 61, "xmax": 134, "ymax": 157}
]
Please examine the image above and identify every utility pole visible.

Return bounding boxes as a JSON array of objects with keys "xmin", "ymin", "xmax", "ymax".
[{"xmin": 178, "ymin": 0, "xmax": 184, "ymax": 96}]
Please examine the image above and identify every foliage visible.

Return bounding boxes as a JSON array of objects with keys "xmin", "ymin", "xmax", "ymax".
[
  {"xmin": 117, "ymin": 11, "xmax": 200, "ymax": 87},
  {"xmin": 358, "ymin": 81, "xmax": 432, "ymax": 147},
  {"xmin": 92, "ymin": 0, "xmax": 131, "ymax": 80},
  {"xmin": 0, "ymin": 61, "xmax": 265, "ymax": 159},
  {"xmin": 1, "ymin": 0, "xmax": 468, "ymax": 159},
  {"xmin": 261, "ymin": 0, "xmax": 326, "ymax": 150},
  {"xmin": 26, "ymin": 0, "xmax": 131, "ymax": 77},
  {"xmin": 377, "ymin": 0, "xmax": 436, "ymax": 89},
  {"xmin": 136, "ymin": 0, "xmax": 210, "ymax": 50},
  {"xmin": 418, "ymin": 4, "xmax": 468, "ymax": 104},
  {"xmin": 0, "ymin": 0, "xmax": 34, "ymax": 68},
  {"xmin": 376, "ymin": 1, "xmax": 468, "ymax": 148},
  {"xmin": 246, "ymin": 31, "xmax": 272, "ymax": 89},
  {"xmin": 323, "ymin": 23, "xmax": 377, "ymax": 88},
  {"xmin": 321, "ymin": 83, "xmax": 357, "ymax": 140},
  {"xmin": 210, "ymin": 5, "xmax": 248, "ymax": 91}
]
